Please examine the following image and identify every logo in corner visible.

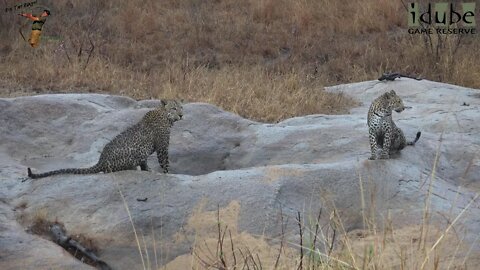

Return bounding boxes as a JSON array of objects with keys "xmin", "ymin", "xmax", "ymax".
[{"xmin": 407, "ymin": 2, "xmax": 476, "ymax": 35}]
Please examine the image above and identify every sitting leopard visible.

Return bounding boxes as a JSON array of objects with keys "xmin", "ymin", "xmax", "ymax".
[
  {"xmin": 27, "ymin": 100, "xmax": 183, "ymax": 179},
  {"xmin": 368, "ymin": 90, "xmax": 421, "ymax": 160}
]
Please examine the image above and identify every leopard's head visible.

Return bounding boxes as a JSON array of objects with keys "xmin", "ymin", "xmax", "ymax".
[
  {"xmin": 384, "ymin": 90, "xmax": 405, "ymax": 113},
  {"xmin": 161, "ymin": 99, "xmax": 184, "ymax": 123}
]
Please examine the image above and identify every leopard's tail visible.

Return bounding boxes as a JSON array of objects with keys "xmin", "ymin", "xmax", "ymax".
[
  {"xmin": 407, "ymin": 131, "xmax": 421, "ymax": 146},
  {"xmin": 27, "ymin": 163, "xmax": 103, "ymax": 179}
]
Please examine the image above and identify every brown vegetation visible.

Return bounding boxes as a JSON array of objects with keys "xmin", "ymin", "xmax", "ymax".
[{"xmin": 0, "ymin": 0, "xmax": 479, "ymax": 122}]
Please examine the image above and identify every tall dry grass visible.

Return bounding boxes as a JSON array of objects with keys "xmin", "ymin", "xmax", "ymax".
[
  {"xmin": 1, "ymin": 0, "xmax": 479, "ymax": 121},
  {"xmin": 121, "ymin": 186, "xmax": 478, "ymax": 270}
]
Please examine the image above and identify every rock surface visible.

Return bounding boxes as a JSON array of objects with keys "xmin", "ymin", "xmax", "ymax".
[{"xmin": 0, "ymin": 79, "xmax": 479, "ymax": 269}]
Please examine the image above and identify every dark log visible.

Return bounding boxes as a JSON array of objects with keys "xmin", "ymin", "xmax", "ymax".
[{"xmin": 49, "ymin": 224, "xmax": 112, "ymax": 270}]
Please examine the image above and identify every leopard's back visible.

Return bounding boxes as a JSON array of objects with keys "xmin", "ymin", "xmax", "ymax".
[
  {"xmin": 96, "ymin": 100, "xmax": 183, "ymax": 172},
  {"xmin": 27, "ymin": 100, "xmax": 183, "ymax": 178},
  {"xmin": 97, "ymin": 121, "xmax": 156, "ymax": 172}
]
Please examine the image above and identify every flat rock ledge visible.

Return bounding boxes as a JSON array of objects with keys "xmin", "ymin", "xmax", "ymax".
[{"xmin": 0, "ymin": 78, "xmax": 479, "ymax": 269}]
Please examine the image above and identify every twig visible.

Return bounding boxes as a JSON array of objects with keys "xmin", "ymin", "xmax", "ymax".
[
  {"xmin": 84, "ymin": 35, "xmax": 95, "ymax": 70},
  {"xmin": 246, "ymin": 247, "xmax": 260, "ymax": 269},
  {"xmin": 217, "ymin": 205, "xmax": 228, "ymax": 269},
  {"xmin": 78, "ymin": 42, "xmax": 83, "ymax": 58},
  {"xmin": 202, "ymin": 239, "xmax": 217, "ymax": 265},
  {"xmin": 238, "ymin": 248, "xmax": 249, "ymax": 270},
  {"xmin": 18, "ymin": 27, "xmax": 26, "ymax": 42},
  {"xmin": 193, "ymin": 249, "xmax": 213, "ymax": 268},
  {"xmin": 229, "ymin": 229, "xmax": 237, "ymax": 269},
  {"xmin": 328, "ymin": 227, "xmax": 336, "ymax": 256},
  {"xmin": 297, "ymin": 211, "xmax": 304, "ymax": 270},
  {"xmin": 311, "ymin": 208, "xmax": 323, "ymax": 270},
  {"xmin": 312, "ymin": 207, "xmax": 322, "ymax": 252},
  {"xmin": 274, "ymin": 208, "xmax": 286, "ymax": 269},
  {"xmin": 256, "ymin": 253, "xmax": 263, "ymax": 270}
]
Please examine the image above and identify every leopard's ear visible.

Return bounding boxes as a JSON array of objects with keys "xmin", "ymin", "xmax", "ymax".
[
  {"xmin": 161, "ymin": 100, "xmax": 167, "ymax": 106},
  {"xmin": 384, "ymin": 90, "xmax": 396, "ymax": 99}
]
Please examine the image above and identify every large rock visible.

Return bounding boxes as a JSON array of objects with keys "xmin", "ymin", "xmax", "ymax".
[{"xmin": 0, "ymin": 79, "xmax": 479, "ymax": 269}]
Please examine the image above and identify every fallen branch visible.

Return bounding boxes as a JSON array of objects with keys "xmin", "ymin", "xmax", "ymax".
[
  {"xmin": 378, "ymin": 72, "xmax": 422, "ymax": 81},
  {"xmin": 49, "ymin": 224, "xmax": 112, "ymax": 270}
]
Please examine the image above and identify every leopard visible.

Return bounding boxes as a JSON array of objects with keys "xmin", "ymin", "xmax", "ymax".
[
  {"xmin": 367, "ymin": 90, "xmax": 421, "ymax": 160},
  {"xmin": 27, "ymin": 99, "xmax": 183, "ymax": 179}
]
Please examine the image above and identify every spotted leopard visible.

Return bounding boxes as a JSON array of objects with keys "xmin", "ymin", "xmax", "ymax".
[
  {"xmin": 367, "ymin": 90, "xmax": 421, "ymax": 160},
  {"xmin": 27, "ymin": 100, "xmax": 183, "ymax": 179}
]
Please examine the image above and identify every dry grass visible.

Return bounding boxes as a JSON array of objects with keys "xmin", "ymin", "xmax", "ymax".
[
  {"xmin": 138, "ymin": 194, "xmax": 478, "ymax": 270},
  {"xmin": 162, "ymin": 178, "xmax": 478, "ymax": 269},
  {"xmin": 1, "ymin": 0, "xmax": 479, "ymax": 121}
]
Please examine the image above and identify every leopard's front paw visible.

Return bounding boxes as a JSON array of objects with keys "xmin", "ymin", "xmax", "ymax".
[{"xmin": 368, "ymin": 155, "xmax": 376, "ymax": 160}]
